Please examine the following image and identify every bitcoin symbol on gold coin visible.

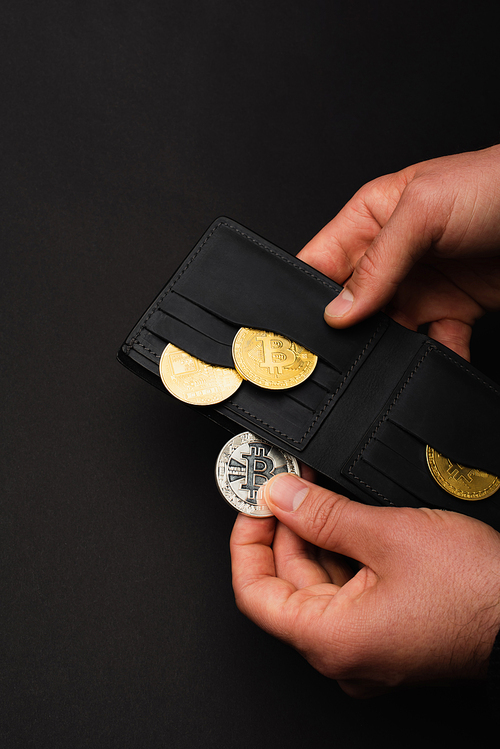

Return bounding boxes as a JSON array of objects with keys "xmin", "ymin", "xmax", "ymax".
[
  {"xmin": 257, "ymin": 335, "xmax": 296, "ymax": 375},
  {"xmin": 447, "ymin": 463, "xmax": 474, "ymax": 484},
  {"xmin": 232, "ymin": 328, "xmax": 318, "ymax": 390},
  {"xmin": 426, "ymin": 445, "xmax": 500, "ymax": 501}
]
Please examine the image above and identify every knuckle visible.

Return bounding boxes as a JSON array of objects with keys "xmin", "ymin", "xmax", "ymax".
[
  {"xmin": 305, "ymin": 491, "xmax": 351, "ymax": 550},
  {"xmin": 352, "ymin": 243, "xmax": 401, "ymax": 297},
  {"xmin": 402, "ymin": 177, "xmax": 450, "ymax": 236},
  {"xmin": 403, "ymin": 175, "xmax": 434, "ymax": 202},
  {"xmin": 354, "ymin": 249, "xmax": 380, "ymax": 285}
]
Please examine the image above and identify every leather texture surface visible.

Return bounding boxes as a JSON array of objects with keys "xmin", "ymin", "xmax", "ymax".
[{"xmin": 119, "ymin": 218, "xmax": 500, "ymax": 530}]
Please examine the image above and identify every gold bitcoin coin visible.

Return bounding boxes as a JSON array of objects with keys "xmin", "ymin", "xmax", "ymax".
[
  {"xmin": 159, "ymin": 344, "xmax": 242, "ymax": 405},
  {"xmin": 232, "ymin": 328, "xmax": 317, "ymax": 390},
  {"xmin": 426, "ymin": 446, "xmax": 500, "ymax": 501}
]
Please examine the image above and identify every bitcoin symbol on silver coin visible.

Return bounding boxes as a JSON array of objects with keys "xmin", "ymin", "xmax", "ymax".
[{"xmin": 216, "ymin": 432, "xmax": 301, "ymax": 516}]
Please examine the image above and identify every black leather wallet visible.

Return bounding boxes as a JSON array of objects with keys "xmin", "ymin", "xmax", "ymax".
[{"xmin": 118, "ymin": 217, "xmax": 500, "ymax": 530}]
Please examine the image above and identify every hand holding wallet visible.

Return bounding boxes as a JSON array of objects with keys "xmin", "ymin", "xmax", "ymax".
[{"xmin": 118, "ymin": 218, "xmax": 500, "ymax": 530}]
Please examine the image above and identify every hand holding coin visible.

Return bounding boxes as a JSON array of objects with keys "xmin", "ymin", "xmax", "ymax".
[{"xmin": 216, "ymin": 432, "xmax": 301, "ymax": 517}]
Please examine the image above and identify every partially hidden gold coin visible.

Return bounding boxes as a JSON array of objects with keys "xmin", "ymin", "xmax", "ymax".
[
  {"xmin": 232, "ymin": 328, "xmax": 317, "ymax": 390},
  {"xmin": 426, "ymin": 445, "xmax": 500, "ymax": 501},
  {"xmin": 159, "ymin": 344, "xmax": 242, "ymax": 405}
]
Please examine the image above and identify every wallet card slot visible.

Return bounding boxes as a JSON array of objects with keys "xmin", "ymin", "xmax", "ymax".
[
  {"xmin": 221, "ymin": 381, "xmax": 336, "ymax": 446},
  {"xmin": 347, "ymin": 421, "xmax": 500, "ymax": 528},
  {"xmin": 227, "ymin": 384, "xmax": 317, "ymax": 440},
  {"xmin": 145, "ymin": 308, "xmax": 234, "ymax": 368},
  {"xmin": 347, "ymin": 446, "xmax": 431, "ymax": 509},
  {"xmin": 357, "ymin": 423, "xmax": 451, "ymax": 508},
  {"xmin": 133, "ymin": 329, "xmax": 167, "ymax": 362},
  {"xmin": 127, "ymin": 346, "xmax": 160, "ymax": 377},
  {"xmin": 311, "ymin": 358, "xmax": 342, "ymax": 384},
  {"xmin": 285, "ymin": 384, "xmax": 325, "ymax": 412},
  {"xmin": 144, "ymin": 311, "xmax": 341, "ymax": 408},
  {"xmin": 170, "ymin": 289, "xmax": 344, "ymax": 378},
  {"xmin": 159, "ymin": 292, "xmax": 239, "ymax": 345},
  {"xmin": 176, "ymin": 274, "xmax": 382, "ymax": 373},
  {"xmin": 343, "ymin": 344, "xmax": 500, "ymax": 525},
  {"xmin": 145, "ymin": 286, "xmax": 346, "ymax": 416},
  {"xmin": 132, "ymin": 305, "xmax": 343, "ymax": 444},
  {"xmin": 129, "ymin": 306, "xmax": 385, "ymax": 452},
  {"xmin": 384, "ymin": 345, "xmax": 500, "ymax": 476}
]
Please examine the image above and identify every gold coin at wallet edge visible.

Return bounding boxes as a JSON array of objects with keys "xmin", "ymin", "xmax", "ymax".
[
  {"xmin": 159, "ymin": 344, "xmax": 242, "ymax": 405},
  {"xmin": 426, "ymin": 445, "xmax": 500, "ymax": 501},
  {"xmin": 232, "ymin": 328, "xmax": 317, "ymax": 390}
]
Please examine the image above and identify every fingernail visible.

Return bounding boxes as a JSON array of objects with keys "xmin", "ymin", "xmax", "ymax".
[
  {"xmin": 325, "ymin": 288, "xmax": 354, "ymax": 319},
  {"xmin": 266, "ymin": 474, "xmax": 309, "ymax": 513}
]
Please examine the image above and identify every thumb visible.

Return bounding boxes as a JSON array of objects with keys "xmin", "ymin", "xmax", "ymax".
[
  {"xmin": 324, "ymin": 190, "xmax": 433, "ymax": 327},
  {"xmin": 261, "ymin": 473, "xmax": 392, "ymax": 565}
]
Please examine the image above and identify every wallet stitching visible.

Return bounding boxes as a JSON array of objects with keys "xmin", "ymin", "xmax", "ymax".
[
  {"xmin": 224, "ymin": 223, "xmax": 341, "ymax": 292},
  {"xmin": 347, "ymin": 344, "xmax": 500, "ymax": 503},
  {"xmin": 436, "ymin": 347, "xmax": 500, "ymax": 395},
  {"xmin": 125, "ymin": 222, "xmax": 224, "ymax": 353},
  {"xmin": 347, "ymin": 346, "xmax": 434, "ymax": 502},
  {"xmin": 135, "ymin": 342, "xmax": 161, "ymax": 359},
  {"xmin": 226, "ymin": 321, "xmax": 385, "ymax": 444},
  {"xmin": 125, "ymin": 220, "xmax": 340, "ymax": 353}
]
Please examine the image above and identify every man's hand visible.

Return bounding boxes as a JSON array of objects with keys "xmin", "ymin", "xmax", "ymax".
[
  {"xmin": 230, "ymin": 146, "xmax": 500, "ymax": 696},
  {"xmin": 230, "ymin": 474, "xmax": 500, "ymax": 697},
  {"xmin": 298, "ymin": 145, "xmax": 500, "ymax": 360}
]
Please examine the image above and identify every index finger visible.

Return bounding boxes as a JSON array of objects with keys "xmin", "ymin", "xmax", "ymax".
[
  {"xmin": 297, "ymin": 171, "xmax": 410, "ymax": 284},
  {"xmin": 297, "ymin": 189, "xmax": 386, "ymax": 282}
]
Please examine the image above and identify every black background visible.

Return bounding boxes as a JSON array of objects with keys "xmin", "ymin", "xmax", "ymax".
[{"xmin": 2, "ymin": 2, "xmax": 500, "ymax": 747}]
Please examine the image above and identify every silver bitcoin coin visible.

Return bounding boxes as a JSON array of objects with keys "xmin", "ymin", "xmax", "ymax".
[{"xmin": 215, "ymin": 431, "xmax": 301, "ymax": 517}]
